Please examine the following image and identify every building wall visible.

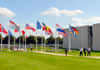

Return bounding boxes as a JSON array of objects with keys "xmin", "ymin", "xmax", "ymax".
[
  {"xmin": 93, "ymin": 24, "xmax": 100, "ymax": 51},
  {"xmin": 63, "ymin": 26, "xmax": 92, "ymax": 50}
]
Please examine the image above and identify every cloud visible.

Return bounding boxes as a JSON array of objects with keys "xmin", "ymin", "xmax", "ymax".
[
  {"xmin": 71, "ymin": 16, "xmax": 100, "ymax": 26},
  {"xmin": 0, "ymin": 7, "xmax": 16, "ymax": 18},
  {"xmin": 41, "ymin": 7, "xmax": 83, "ymax": 16}
]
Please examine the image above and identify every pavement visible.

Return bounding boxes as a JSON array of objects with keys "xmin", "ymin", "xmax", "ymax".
[{"xmin": 33, "ymin": 51, "xmax": 100, "ymax": 59}]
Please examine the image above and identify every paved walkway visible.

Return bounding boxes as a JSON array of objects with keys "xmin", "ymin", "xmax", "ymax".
[{"xmin": 33, "ymin": 51, "xmax": 100, "ymax": 59}]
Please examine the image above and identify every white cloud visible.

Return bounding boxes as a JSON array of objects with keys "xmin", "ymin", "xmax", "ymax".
[
  {"xmin": 0, "ymin": 7, "xmax": 16, "ymax": 18},
  {"xmin": 71, "ymin": 16, "xmax": 100, "ymax": 26},
  {"xmin": 41, "ymin": 7, "xmax": 83, "ymax": 16}
]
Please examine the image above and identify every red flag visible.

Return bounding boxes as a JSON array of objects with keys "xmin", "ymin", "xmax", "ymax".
[
  {"xmin": 3, "ymin": 30, "xmax": 8, "ymax": 35},
  {"xmin": 22, "ymin": 30, "xmax": 25, "ymax": 35},
  {"xmin": 31, "ymin": 27, "xmax": 36, "ymax": 32},
  {"xmin": 0, "ymin": 24, "xmax": 2, "ymax": 32},
  {"xmin": 14, "ymin": 29, "xmax": 18, "ymax": 33}
]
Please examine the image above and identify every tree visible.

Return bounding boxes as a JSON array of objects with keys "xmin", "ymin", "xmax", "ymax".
[
  {"xmin": 56, "ymin": 37, "xmax": 63, "ymax": 44},
  {"xmin": 26, "ymin": 35, "xmax": 36, "ymax": 44},
  {"xmin": 0, "ymin": 34, "xmax": 3, "ymax": 44},
  {"xmin": 37, "ymin": 36, "xmax": 45, "ymax": 44},
  {"xmin": 3, "ymin": 35, "xmax": 15, "ymax": 44},
  {"xmin": 46, "ymin": 36, "xmax": 55, "ymax": 44},
  {"xmin": 16, "ymin": 35, "xmax": 24, "ymax": 44}
]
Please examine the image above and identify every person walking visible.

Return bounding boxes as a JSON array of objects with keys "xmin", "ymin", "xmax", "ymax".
[
  {"xmin": 80, "ymin": 48, "xmax": 83, "ymax": 56},
  {"xmin": 65, "ymin": 48, "xmax": 68, "ymax": 56},
  {"xmin": 31, "ymin": 47, "xmax": 33, "ymax": 52},
  {"xmin": 83, "ymin": 48, "xmax": 87, "ymax": 56},
  {"xmin": 87, "ymin": 48, "xmax": 91, "ymax": 56}
]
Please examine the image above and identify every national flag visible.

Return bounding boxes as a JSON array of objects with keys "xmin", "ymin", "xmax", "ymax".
[
  {"xmin": 42, "ymin": 22, "xmax": 53, "ymax": 35},
  {"xmin": 0, "ymin": 24, "xmax": 8, "ymax": 35},
  {"xmin": 22, "ymin": 30, "xmax": 25, "ymax": 35},
  {"xmin": 69, "ymin": 24, "xmax": 79, "ymax": 37},
  {"xmin": 26, "ymin": 24, "xmax": 31, "ymax": 29},
  {"xmin": 56, "ymin": 24, "xmax": 67, "ymax": 37},
  {"xmin": 0, "ymin": 24, "xmax": 2, "ymax": 32},
  {"xmin": 31, "ymin": 27, "xmax": 36, "ymax": 32},
  {"xmin": 9, "ymin": 20, "xmax": 20, "ymax": 31},
  {"xmin": 14, "ymin": 29, "xmax": 18, "ymax": 33},
  {"xmin": 8, "ymin": 30, "xmax": 13, "ymax": 37},
  {"xmin": 37, "ymin": 21, "xmax": 41, "ymax": 29}
]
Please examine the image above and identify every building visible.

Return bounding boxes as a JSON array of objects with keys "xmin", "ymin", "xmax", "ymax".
[
  {"xmin": 63, "ymin": 26, "xmax": 93, "ymax": 50},
  {"xmin": 93, "ymin": 24, "xmax": 100, "ymax": 51}
]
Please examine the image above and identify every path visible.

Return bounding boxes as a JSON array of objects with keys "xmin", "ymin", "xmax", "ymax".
[{"xmin": 33, "ymin": 51, "xmax": 100, "ymax": 59}]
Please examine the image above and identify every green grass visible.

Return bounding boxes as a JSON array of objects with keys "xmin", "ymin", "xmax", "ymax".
[{"xmin": 0, "ymin": 51, "xmax": 100, "ymax": 70}]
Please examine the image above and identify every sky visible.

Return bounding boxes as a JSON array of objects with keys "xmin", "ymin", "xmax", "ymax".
[{"xmin": 0, "ymin": 0, "xmax": 100, "ymax": 37}]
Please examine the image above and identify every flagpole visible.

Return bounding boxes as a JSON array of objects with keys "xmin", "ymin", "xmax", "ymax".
[
  {"xmin": 36, "ymin": 25, "xmax": 37, "ymax": 51},
  {"xmin": 55, "ymin": 25, "xmax": 57, "ymax": 51},
  {"xmin": 44, "ymin": 32, "xmax": 46, "ymax": 51},
  {"xmin": 14, "ymin": 30, "xmax": 15, "ymax": 50},
  {"xmin": 8, "ymin": 25, "xmax": 10, "ymax": 51},
  {"xmin": 82, "ymin": 26, "xmax": 83, "ymax": 49},
  {"xmin": 0, "ymin": 16, "xmax": 2, "ymax": 51},
  {"xmin": 69, "ymin": 23, "xmax": 71, "ymax": 51},
  {"xmin": 25, "ymin": 28, "xmax": 26, "ymax": 51},
  {"xmin": 19, "ymin": 27, "xmax": 20, "ymax": 49},
  {"xmin": 58, "ymin": 35, "xmax": 59, "ymax": 51},
  {"xmin": 41, "ymin": 29, "xmax": 43, "ymax": 52}
]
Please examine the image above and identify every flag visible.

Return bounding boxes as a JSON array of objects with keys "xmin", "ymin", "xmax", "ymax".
[
  {"xmin": 14, "ymin": 29, "xmax": 18, "ymax": 33},
  {"xmin": 22, "ymin": 30, "xmax": 25, "ymax": 35},
  {"xmin": 9, "ymin": 20, "xmax": 20, "ymax": 31},
  {"xmin": 69, "ymin": 24, "xmax": 79, "ymax": 37},
  {"xmin": 2, "ymin": 26, "xmax": 8, "ymax": 35},
  {"xmin": 42, "ymin": 22, "xmax": 53, "ymax": 35},
  {"xmin": 31, "ymin": 27, "xmax": 36, "ymax": 32},
  {"xmin": 8, "ymin": 30, "xmax": 13, "ymax": 37},
  {"xmin": 0, "ymin": 24, "xmax": 2, "ymax": 32},
  {"xmin": 56, "ymin": 24, "xmax": 67, "ymax": 37},
  {"xmin": 37, "ymin": 21, "xmax": 41, "ymax": 29},
  {"xmin": 0, "ymin": 24, "xmax": 8, "ymax": 35},
  {"xmin": 26, "ymin": 24, "xmax": 31, "ymax": 29}
]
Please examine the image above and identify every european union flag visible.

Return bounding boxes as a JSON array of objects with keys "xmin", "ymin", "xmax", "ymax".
[
  {"xmin": 8, "ymin": 30, "xmax": 13, "ymax": 37},
  {"xmin": 37, "ymin": 21, "xmax": 41, "ymax": 29}
]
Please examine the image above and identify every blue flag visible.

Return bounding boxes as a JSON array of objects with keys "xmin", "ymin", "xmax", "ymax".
[
  {"xmin": 37, "ymin": 21, "xmax": 41, "ymax": 29},
  {"xmin": 8, "ymin": 30, "xmax": 13, "ymax": 37}
]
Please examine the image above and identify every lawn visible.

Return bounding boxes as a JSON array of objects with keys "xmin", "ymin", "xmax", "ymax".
[{"xmin": 0, "ymin": 51, "xmax": 100, "ymax": 70}]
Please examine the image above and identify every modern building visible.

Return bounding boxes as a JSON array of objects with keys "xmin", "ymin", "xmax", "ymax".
[
  {"xmin": 63, "ymin": 26, "xmax": 93, "ymax": 50},
  {"xmin": 93, "ymin": 23, "xmax": 100, "ymax": 51}
]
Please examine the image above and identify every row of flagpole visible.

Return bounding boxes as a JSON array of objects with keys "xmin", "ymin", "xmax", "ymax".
[{"xmin": 0, "ymin": 18, "xmax": 83, "ymax": 52}]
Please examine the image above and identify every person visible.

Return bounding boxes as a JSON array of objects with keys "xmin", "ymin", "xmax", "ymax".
[
  {"xmin": 65, "ymin": 49, "xmax": 68, "ymax": 56},
  {"xmin": 87, "ymin": 48, "xmax": 91, "ymax": 56},
  {"xmin": 31, "ymin": 47, "xmax": 33, "ymax": 51},
  {"xmin": 83, "ymin": 48, "xmax": 87, "ymax": 56},
  {"xmin": 79, "ymin": 48, "xmax": 83, "ymax": 56},
  {"xmin": 17, "ymin": 46, "xmax": 19, "ymax": 51}
]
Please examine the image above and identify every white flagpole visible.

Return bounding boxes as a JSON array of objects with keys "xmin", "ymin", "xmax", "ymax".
[
  {"xmin": 25, "ymin": 35, "xmax": 26, "ymax": 51},
  {"xmin": 0, "ymin": 16, "xmax": 2, "ymax": 51},
  {"xmin": 19, "ymin": 28, "xmax": 20, "ymax": 49},
  {"xmin": 36, "ymin": 25, "xmax": 37, "ymax": 51},
  {"xmin": 58, "ymin": 35, "xmax": 60, "ymax": 51},
  {"xmin": 82, "ymin": 26, "xmax": 83, "ymax": 49},
  {"xmin": 41, "ymin": 29, "xmax": 43, "ymax": 52},
  {"xmin": 25, "ymin": 27, "xmax": 26, "ymax": 51},
  {"xmin": 69, "ymin": 23, "xmax": 71, "ymax": 51},
  {"xmin": 8, "ymin": 24, "xmax": 10, "ymax": 51},
  {"xmin": 55, "ymin": 25, "xmax": 57, "ymax": 51},
  {"xmin": 23, "ymin": 35, "xmax": 24, "ymax": 49},
  {"xmin": 14, "ymin": 30, "xmax": 15, "ymax": 50}
]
